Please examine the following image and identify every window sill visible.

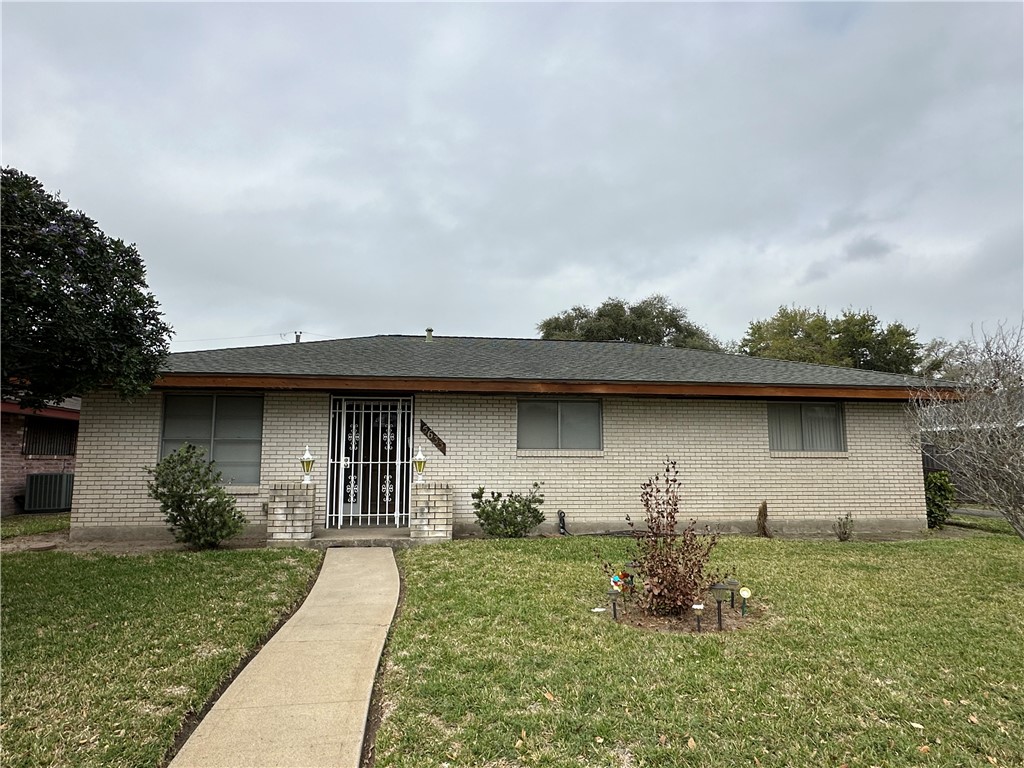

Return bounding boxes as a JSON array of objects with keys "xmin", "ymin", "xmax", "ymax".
[
  {"xmin": 517, "ymin": 449, "xmax": 604, "ymax": 458},
  {"xmin": 769, "ymin": 451, "xmax": 848, "ymax": 459},
  {"xmin": 225, "ymin": 485, "xmax": 261, "ymax": 496},
  {"xmin": 23, "ymin": 454, "xmax": 76, "ymax": 460}
]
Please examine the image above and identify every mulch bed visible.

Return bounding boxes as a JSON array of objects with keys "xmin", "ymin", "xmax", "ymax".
[{"xmin": 606, "ymin": 595, "xmax": 761, "ymax": 634}]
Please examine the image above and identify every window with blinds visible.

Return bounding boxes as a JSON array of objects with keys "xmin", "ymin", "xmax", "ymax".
[
  {"xmin": 517, "ymin": 400, "xmax": 602, "ymax": 450},
  {"xmin": 768, "ymin": 402, "xmax": 846, "ymax": 452},
  {"xmin": 161, "ymin": 395, "xmax": 264, "ymax": 484}
]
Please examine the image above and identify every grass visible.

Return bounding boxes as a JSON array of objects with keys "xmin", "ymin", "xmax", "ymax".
[
  {"xmin": 0, "ymin": 548, "xmax": 322, "ymax": 768},
  {"xmin": 946, "ymin": 513, "xmax": 1017, "ymax": 537},
  {"xmin": 0, "ymin": 512, "xmax": 70, "ymax": 539},
  {"xmin": 375, "ymin": 535, "xmax": 1024, "ymax": 767}
]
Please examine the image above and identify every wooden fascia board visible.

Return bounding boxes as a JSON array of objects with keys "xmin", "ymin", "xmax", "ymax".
[{"xmin": 153, "ymin": 373, "xmax": 922, "ymax": 401}]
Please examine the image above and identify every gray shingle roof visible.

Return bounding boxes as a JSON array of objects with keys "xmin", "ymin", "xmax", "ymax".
[{"xmin": 163, "ymin": 335, "xmax": 922, "ymax": 389}]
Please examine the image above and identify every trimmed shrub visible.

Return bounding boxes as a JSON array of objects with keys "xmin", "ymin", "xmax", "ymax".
[
  {"xmin": 925, "ymin": 471, "xmax": 957, "ymax": 529},
  {"xmin": 471, "ymin": 483, "xmax": 545, "ymax": 538},
  {"xmin": 146, "ymin": 444, "xmax": 246, "ymax": 549},
  {"xmin": 626, "ymin": 459, "xmax": 718, "ymax": 616}
]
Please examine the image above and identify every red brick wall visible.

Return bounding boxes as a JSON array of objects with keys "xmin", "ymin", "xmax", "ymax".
[{"xmin": 1, "ymin": 413, "xmax": 77, "ymax": 517}]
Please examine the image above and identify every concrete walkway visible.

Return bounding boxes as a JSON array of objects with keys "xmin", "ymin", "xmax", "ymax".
[{"xmin": 170, "ymin": 547, "xmax": 400, "ymax": 768}]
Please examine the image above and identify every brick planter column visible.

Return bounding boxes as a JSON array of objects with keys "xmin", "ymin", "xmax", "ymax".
[
  {"xmin": 410, "ymin": 482, "xmax": 453, "ymax": 541},
  {"xmin": 267, "ymin": 482, "xmax": 314, "ymax": 546}
]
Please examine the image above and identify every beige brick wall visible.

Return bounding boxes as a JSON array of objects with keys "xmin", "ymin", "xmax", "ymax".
[
  {"xmin": 72, "ymin": 391, "xmax": 331, "ymax": 535},
  {"xmin": 71, "ymin": 391, "xmax": 163, "ymax": 530},
  {"xmin": 72, "ymin": 390, "xmax": 925, "ymax": 537},
  {"xmin": 257, "ymin": 392, "xmax": 331, "ymax": 526},
  {"xmin": 412, "ymin": 395, "xmax": 926, "ymax": 534}
]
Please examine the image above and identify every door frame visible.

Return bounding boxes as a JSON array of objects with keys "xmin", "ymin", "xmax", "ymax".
[{"xmin": 326, "ymin": 396, "xmax": 413, "ymax": 528}]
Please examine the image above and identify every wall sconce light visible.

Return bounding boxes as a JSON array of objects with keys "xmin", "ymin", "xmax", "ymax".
[
  {"xmin": 412, "ymin": 447, "xmax": 427, "ymax": 484},
  {"xmin": 710, "ymin": 582, "xmax": 730, "ymax": 630},
  {"xmin": 692, "ymin": 603, "xmax": 704, "ymax": 632},
  {"xmin": 300, "ymin": 445, "xmax": 316, "ymax": 485}
]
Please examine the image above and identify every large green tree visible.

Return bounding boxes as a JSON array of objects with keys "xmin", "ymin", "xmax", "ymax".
[
  {"xmin": 739, "ymin": 306, "xmax": 921, "ymax": 374},
  {"xmin": 1, "ymin": 167, "xmax": 172, "ymax": 409},
  {"xmin": 538, "ymin": 294, "xmax": 721, "ymax": 350}
]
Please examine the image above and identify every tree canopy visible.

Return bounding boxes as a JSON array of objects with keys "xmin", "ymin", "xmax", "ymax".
[
  {"xmin": 739, "ymin": 306, "xmax": 921, "ymax": 374},
  {"xmin": 1, "ymin": 167, "xmax": 172, "ymax": 409},
  {"xmin": 537, "ymin": 294, "xmax": 721, "ymax": 351}
]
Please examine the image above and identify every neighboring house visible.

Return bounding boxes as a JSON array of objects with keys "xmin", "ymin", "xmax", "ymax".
[
  {"xmin": 71, "ymin": 334, "xmax": 930, "ymax": 541},
  {"xmin": 1, "ymin": 398, "xmax": 80, "ymax": 517}
]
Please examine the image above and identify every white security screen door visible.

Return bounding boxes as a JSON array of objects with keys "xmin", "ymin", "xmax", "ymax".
[{"xmin": 327, "ymin": 398, "xmax": 412, "ymax": 527}]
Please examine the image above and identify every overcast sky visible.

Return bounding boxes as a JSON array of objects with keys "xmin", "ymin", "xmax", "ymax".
[{"xmin": 4, "ymin": 2, "xmax": 1022, "ymax": 353}]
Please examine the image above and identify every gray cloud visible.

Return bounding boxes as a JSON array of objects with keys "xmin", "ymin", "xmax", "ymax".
[
  {"xmin": 2, "ymin": 2, "xmax": 1020, "ymax": 351},
  {"xmin": 844, "ymin": 235, "xmax": 894, "ymax": 263}
]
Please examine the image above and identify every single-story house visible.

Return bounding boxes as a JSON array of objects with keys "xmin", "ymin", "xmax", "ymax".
[{"xmin": 71, "ymin": 333, "xmax": 931, "ymax": 542}]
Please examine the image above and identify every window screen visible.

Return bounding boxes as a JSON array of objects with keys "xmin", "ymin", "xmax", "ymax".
[
  {"xmin": 162, "ymin": 395, "xmax": 263, "ymax": 483},
  {"xmin": 768, "ymin": 402, "xmax": 845, "ymax": 452},
  {"xmin": 517, "ymin": 400, "xmax": 602, "ymax": 450}
]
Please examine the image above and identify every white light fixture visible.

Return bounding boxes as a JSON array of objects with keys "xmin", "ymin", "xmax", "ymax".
[
  {"xmin": 300, "ymin": 445, "xmax": 316, "ymax": 485},
  {"xmin": 412, "ymin": 447, "xmax": 427, "ymax": 484}
]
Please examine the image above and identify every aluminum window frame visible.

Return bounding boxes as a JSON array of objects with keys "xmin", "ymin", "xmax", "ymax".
[
  {"xmin": 767, "ymin": 401, "xmax": 847, "ymax": 453},
  {"xmin": 516, "ymin": 399, "xmax": 603, "ymax": 451},
  {"xmin": 159, "ymin": 393, "xmax": 265, "ymax": 485}
]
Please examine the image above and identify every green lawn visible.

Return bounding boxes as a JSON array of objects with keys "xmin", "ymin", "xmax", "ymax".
[
  {"xmin": 376, "ymin": 534, "xmax": 1024, "ymax": 768},
  {"xmin": 0, "ymin": 512, "xmax": 70, "ymax": 539},
  {"xmin": 946, "ymin": 513, "xmax": 1016, "ymax": 537},
  {"xmin": 0, "ymin": 549, "xmax": 322, "ymax": 768}
]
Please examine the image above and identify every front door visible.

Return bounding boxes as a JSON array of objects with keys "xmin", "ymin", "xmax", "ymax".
[{"xmin": 327, "ymin": 398, "xmax": 412, "ymax": 527}]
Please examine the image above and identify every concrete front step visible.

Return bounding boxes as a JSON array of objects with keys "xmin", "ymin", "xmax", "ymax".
[{"xmin": 308, "ymin": 527, "xmax": 417, "ymax": 550}]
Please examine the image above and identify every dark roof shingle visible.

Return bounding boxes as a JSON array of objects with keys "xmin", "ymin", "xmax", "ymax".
[{"xmin": 163, "ymin": 335, "xmax": 920, "ymax": 389}]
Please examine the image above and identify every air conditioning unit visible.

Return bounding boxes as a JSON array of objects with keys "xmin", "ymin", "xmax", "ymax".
[{"xmin": 24, "ymin": 473, "xmax": 75, "ymax": 512}]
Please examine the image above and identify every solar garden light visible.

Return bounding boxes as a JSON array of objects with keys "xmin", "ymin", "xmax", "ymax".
[
  {"xmin": 739, "ymin": 586, "xmax": 752, "ymax": 617},
  {"xmin": 607, "ymin": 588, "xmax": 621, "ymax": 620},
  {"xmin": 725, "ymin": 576, "xmax": 741, "ymax": 609},
  {"xmin": 692, "ymin": 603, "xmax": 704, "ymax": 632},
  {"xmin": 412, "ymin": 447, "xmax": 427, "ymax": 484},
  {"xmin": 710, "ymin": 582, "xmax": 730, "ymax": 630},
  {"xmin": 300, "ymin": 445, "xmax": 316, "ymax": 485}
]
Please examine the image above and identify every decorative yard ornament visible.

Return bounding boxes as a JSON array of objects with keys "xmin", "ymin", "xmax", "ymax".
[
  {"xmin": 300, "ymin": 446, "xmax": 316, "ymax": 485},
  {"xmin": 612, "ymin": 569, "xmax": 634, "ymax": 595},
  {"xmin": 693, "ymin": 603, "xmax": 704, "ymax": 632},
  {"xmin": 412, "ymin": 447, "xmax": 427, "ymax": 484}
]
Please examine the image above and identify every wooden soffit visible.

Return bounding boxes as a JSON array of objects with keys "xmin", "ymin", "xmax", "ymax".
[{"xmin": 152, "ymin": 373, "xmax": 925, "ymax": 401}]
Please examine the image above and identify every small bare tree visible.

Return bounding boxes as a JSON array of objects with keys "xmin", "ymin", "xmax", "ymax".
[{"xmin": 910, "ymin": 321, "xmax": 1024, "ymax": 540}]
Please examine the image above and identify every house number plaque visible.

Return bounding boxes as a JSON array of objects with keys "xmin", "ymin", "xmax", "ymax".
[{"xmin": 420, "ymin": 420, "xmax": 447, "ymax": 456}]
